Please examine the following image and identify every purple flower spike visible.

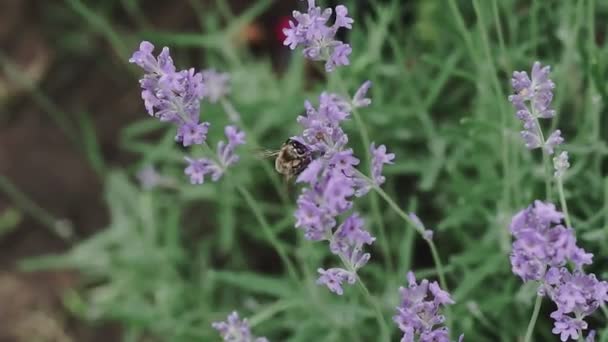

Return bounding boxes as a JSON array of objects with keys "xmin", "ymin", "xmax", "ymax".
[
  {"xmin": 352, "ymin": 80, "xmax": 372, "ymax": 108},
  {"xmin": 545, "ymin": 130, "xmax": 564, "ymax": 155},
  {"xmin": 283, "ymin": 0, "xmax": 354, "ymax": 72},
  {"xmin": 509, "ymin": 61, "xmax": 562, "ymax": 153},
  {"xmin": 510, "ymin": 200, "xmax": 607, "ymax": 341},
  {"xmin": 393, "ymin": 272, "xmax": 462, "ymax": 342},
  {"xmin": 553, "ymin": 151, "xmax": 570, "ymax": 178},
  {"xmin": 509, "ymin": 201, "xmax": 592, "ymax": 283},
  {"xmin": 316, "ymin": 267, "xmax": 356, "ymax": 295},
  {"xmin": 201, "ymin": 69, "xmax": 230, "ymax": 103},
  {"xmin": 293, "ymin": 83, "xmax": 384, "ymax": 294},
  {"xmin": 370, "ymin": 143, "xmax": 395, "ymax": 186},
  {"xmin": 184, "ymin": 125, "xmax": 246, "ymax": 184},
  {"xmin": 130, "ymin": 41, "xmax": 210, "ymax": 147},
  {"xmin": 212, "ymin": 311, "xmax": 269, "ymax": 342},
  {"xmin": 330, "ymin": 214, "xmax": 375, "ymax": 269},
  {"xmin": 545, "ymin": 269, "xmax": 608, "ymax": 341}
]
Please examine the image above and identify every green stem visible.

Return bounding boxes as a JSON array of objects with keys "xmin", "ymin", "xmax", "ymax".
[
  {"xmin": 556, "ymin": 177, "xmax": 572, "ymax": 227},
  {"xmin": 339, "ymin": 255, "xmax": 389, "ymax": 342},
  {"xmin": 332, "ymin": 72, "xmax": 393, "ymax": 274},
  {"xmin": 0, "ymin": 175, "xmax": 73, "ymax": 240},
  {"xmin": 219, "ymin": 98, "xmax": 290, "ymax": 205},
  {"xmin": 233, "ymin": 182, "xmax": 299, "ymax": 282},
  {"xmin": 355, "ymin": 277, "xmax": 390, "ymax": 342},
  {"xmin": 524, "ymin": 295, "xmax": 543, "ymax": 342},
  {"xmin": 364, "ymin": 174, "xmax": 448, "ymax": 292},
  {"xmin": 530, "ymin": 109, "xmax": 552, "ymax": 200}
]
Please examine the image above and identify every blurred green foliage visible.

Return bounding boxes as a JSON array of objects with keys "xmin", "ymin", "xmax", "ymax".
[{"xmin": 16, "ymin": 0, "xmax": 608, "ymax": 341}]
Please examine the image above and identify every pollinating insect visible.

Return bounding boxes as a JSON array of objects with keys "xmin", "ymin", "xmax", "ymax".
[{"xmin": 261, "ymin": 138, "xmax": 314, "ymax": 180}]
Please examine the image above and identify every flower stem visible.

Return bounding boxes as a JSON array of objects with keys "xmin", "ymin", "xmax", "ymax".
[
  {"xmin": 0, "ymin": 175, "xmax": 74, "ymax": 241},
  {"xmin": 219, "ymin": 98, "xmax": 290, "ymax": 205},
  {"xmin": 339, "ymin": 255, "xmax": 390, "ymax": 342},
  {"xmin": 366, "ymin": 179, "xmax": 449, "ymax": 292},
  {"xmin": 355, "ymin": 277, "xmax": 390, "ymax": 342},
  {"xmin": 332, "ymin": 72, "xmax": 393, "ymax": 274},
  {"xmin": 233, "ymin": 181, "xmax": 299, "ymax": 283},
  {"xmin": 556, "ymin": 177, "xmax": 572, "ymax": 227},
  {"xmin": 524, "ymin": 294, "xmax": 543, "ymax": 342},
  {"xmin": 530, "ymin": 110, "xmax": 552, "ymax": 200}
]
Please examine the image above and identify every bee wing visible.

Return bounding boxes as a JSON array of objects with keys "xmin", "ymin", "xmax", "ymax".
[{"xmin": 254, "ymin": 149, "xmax": 280, "ymax": 160}]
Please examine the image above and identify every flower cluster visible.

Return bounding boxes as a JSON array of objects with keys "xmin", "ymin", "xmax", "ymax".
[
  {"xmin": 292, "ymin": 83, "xmax": 393, "ymax": 294},
  {"xmin": 544, "ymin": 268, "xmax": 607, "ymax": 341},
  {"xmin": 509, "ymin": 201, "xmax": 592, "ymax": 283},
  {"xmin": 129, "ymin": 41, "xmax": 209, "ymax": 147},
  {"xmin": 393, "ymin": 272, "xmax": 463, "ymax": 342},
  {"xmin": 508, "ymin": 61, "xmax": 563, "ymax": 154},
  {"xmin": 131, "ymin": 42, "xmax": 243, "ymax": 185},
  {"xmin": 509, "ymin": 201, "xmax": 607, "ymax": 341},
  {"xmin": 185, "ymin": 126, "xmax": 246, "ymax": 184},
  {"xmin": 283, "ymin": 0, "xmax": 354, "ymax": 72},
  {"xmin": 212, "ymin": 311, "xmax": 269, "ymax": 342},
  {"xmin": 553, "ymin": 151, "xmax": 570, "ymax": 178}
]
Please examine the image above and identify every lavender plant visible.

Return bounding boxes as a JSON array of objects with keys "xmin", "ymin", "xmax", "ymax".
[
  {"xmin": 508, "ymin": 63, "xmax": 608, "ymax": 341},
  {"xmin": 15, "ymin": 1, "xmax": 608, "ymax": 341}
]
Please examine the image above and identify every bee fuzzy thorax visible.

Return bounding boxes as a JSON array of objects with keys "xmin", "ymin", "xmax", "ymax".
[{"xmin": 274, "ymin": 138, "xmax": 313, "ymax": 179}]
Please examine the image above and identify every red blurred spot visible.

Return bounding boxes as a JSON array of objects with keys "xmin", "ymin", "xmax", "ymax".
[{"xmin": 275, "ymin": 16, "xmax": 292, "ymax": 43}]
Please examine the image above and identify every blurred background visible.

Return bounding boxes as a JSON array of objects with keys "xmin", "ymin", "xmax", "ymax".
[{"xmin": 1, "ymin": 0, "xmax": 608, "ymax": 341}]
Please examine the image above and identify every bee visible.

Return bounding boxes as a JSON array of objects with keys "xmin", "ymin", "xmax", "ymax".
[{"xmin": 260, "ymin": 138, "xmax": 314, "ymax": 180}]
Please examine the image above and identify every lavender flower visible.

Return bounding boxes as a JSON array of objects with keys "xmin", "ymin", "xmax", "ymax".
[
  {"xmin": 370, "ymin": 143, "xmax": 395, "ymax": 186},
  {"xmin": 553, "ymin": 151, "xmax": 570, "ymax": 178},
  {"xmin": 330, "ymin": 214, "xmax": 375, "ymax": 268},
  {"xmin": 351, "ymin": 80, "xmax": 372, "ymax": 108},
  {"xmin": 136, "ymin": 165, "xmax": 175, "ymax": 189},
  {"xmin": 129, "ymin": 41, "xmax": 209, "ymax": 147},
  {"xmin": 316, "ymin": 267, "xmax": 356, "ymax": 295},
  {"xmin": 293, "ymin": 82, "xmax": 390, "ymax": 294},
  {"xmin": 212, "ymin": 311, "xmax": 269, "ymax": 342},
  {"xmin": 509, "ymin": 61, "xmax": 562, "ymax": 154},
  {"xmin": 543, "ymin": 268, "xmax": 608, "ymax": 341},
  {"xmin": 283, "ymin": 0, "xmax": 354, "ymax": 72},
  {"xmin": 509, "ymin": 201, "xmax": 592, "ymax": 283},
  {"xmin": 393, "ymin": 272, "xmax": 463, "ymax": 342},
  {"xmin": 184, "ymin": 126, "xmax": 246, "ymax": 184},
  {"xmin": 201, "ymin": 69, "xmax": 230, "ymax": 103}
]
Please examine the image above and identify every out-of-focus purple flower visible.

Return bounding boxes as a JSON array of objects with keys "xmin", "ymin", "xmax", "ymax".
[
  {"xmin": 184, "ymin": 126, "xmax": 246, "ymax": 184},
  {"xmin": 212, "ymin": 311, "xmax": 269, "ymax": 342},
  {"xmin": 553, "ymin": 151, "xmax": 570, "ymax": 178},
  {"xmin": 509, "ymin": 201, "xmax": 592, "ymax": 283},
  {"xmin": 393, "ymin": 272, "xmax": 462, "ymax": 342},
  {"xmin": 201, "ymin": 69, "xmax": 230, "ymax": 103},
  {"xmin": 136, "ymin": 165, "xmax": 175, "ymax": 189},
  {"xmin": 283, "ymin": 0, "xmax": 354, "ymax": 72},
  {"xmin": 176, "ymin": 122, "xmax": 210, "ymax": 147},
  {"xmin": 130, "ymin": 41, "xmax": 210, "ymax": 147},
  {"xmin": 370, "ymin": 143, "xmax": 395, "ymax": 186},
  {"xmin": 408, "ymin": 213, "xmax": 434, "ymax": 241},
  {"xmin": 316, "ymin": 267, "xmax": 356, "ymax": 295},
  {"xmin": 545, "ymin": 130, "xmax": 564, "ymax": 155},
  {"xmin": 352, "ymin": 81, "xmax": 372, "ymax": 108},
  {"xmin": 326, "ymin": 43, "xmax": 352, "ymax": 72},
  {"xmin": 544, "ymin": 268, "xmax": 608, "ymax": 341},
  {"xmin": 508, "ymin": 62, "xmax": 563, "ymax": 154}
]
